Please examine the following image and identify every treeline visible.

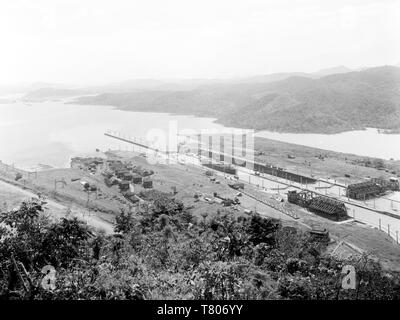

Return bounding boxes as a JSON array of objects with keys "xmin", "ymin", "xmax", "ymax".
[{"xmin": 1, "ymin": 192, "xmax": 400, "ymax": 300}]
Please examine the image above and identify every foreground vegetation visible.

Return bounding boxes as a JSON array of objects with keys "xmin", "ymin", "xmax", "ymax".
[{"xmin": 1, "ymin": 192, "xmax": 400, "ymax": 300}]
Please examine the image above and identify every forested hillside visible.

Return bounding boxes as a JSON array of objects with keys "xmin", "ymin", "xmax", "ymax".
[
  {"xmin": 75, "ymin": 66, "xmax": 400, "ymax": 134},
  {"xmin": 1, "ymin": 195, "xmax": 399, "ymax": 300}
]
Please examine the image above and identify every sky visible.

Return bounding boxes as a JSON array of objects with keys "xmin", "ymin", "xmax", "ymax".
[{"xmin": 0, "ymin": 0, "xmax": 399, "ymax": 85}]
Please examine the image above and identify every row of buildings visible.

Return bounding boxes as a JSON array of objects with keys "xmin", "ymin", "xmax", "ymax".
[
  {"xmin": 286, "ymin": 177, "xmax": 399, "ymax": 221},
  {"xmin": 103, "ymin": 159, "xmax": 153, "ymax": 191}
]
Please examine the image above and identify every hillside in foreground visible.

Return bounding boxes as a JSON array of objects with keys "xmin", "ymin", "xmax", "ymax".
[
  {"xmin": 73, "ymin": 66, "xmax": 400, "ymax": 134},
  {"xmin": 2, "ymin": 197, "xmax": 400, "ymax": 300}
]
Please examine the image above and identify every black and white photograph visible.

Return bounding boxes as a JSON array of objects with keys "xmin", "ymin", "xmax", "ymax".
[{"xmin": 1, "ymin": 0, "xmax": 400, "ymax": 309}]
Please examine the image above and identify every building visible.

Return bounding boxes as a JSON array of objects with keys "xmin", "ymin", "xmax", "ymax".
[
  {"xmin": 131, "ymin": 173, "xmax": 142, "ymax": 184},
  {"xmin": 202, "ymin": 162, "xmax": 237, "ymax": 175},
  {"xmin": 123, "ymin": 191, "xmax": 139, "ymax": 204},
  {"xmin": 142, "ymin": 178, "xmax": 153, "ymax": 189},
  {"xmin": 288, "ymin": 190, "xmax": 347, "ymax": 221},
  {"xmin": 308, "ymin": 226, "xmax": 330, "ymax": 243},
  {"xmin": 119, "ymin": 180, "xmax": 130, "ymax": 191},
  {"xmin": 389, "ymin": 177, "xmax": 400, "ymax": 191},
  {"xmin": 205, "ymin": 170, "xmax": 213, "ymax": 177},
  {"xmin": 308, "ymin": 196, "xmax": 347, "ymax": 221},
  {"xmin": 287, "ymin": 190, "xmax": 313, "ymax": 207},
  {"xmin": 104, "ymin": 176, "xmax": 119, "ymax": 187},
  {"xmin": 346, "ymin": 179, "xmax": 385, "ymax": 200},
  {"xmin": 253, "ymin": 162, "xmax": 316, "ymax": 184},
  {"xmin": 228, "ymin": 182, "xmax": 244, "ymax": 190},
  {"xmin": 120, "ymin": 172, "xmax": 134, "ymax": 181},
  {"xmin": 116, "ymin": 170, "xmax": 131, "ymax": 179}
]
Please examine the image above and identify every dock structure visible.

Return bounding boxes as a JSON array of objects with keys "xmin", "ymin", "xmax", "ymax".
[{"xmin": 104, "ymin": 131, "xmax": 175, "ymax": 155}]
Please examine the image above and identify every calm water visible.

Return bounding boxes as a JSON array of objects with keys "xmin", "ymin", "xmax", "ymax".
[
  {"xmin": 0, "ymin": 99, "xmax": 234, "ymax": 170},
  {"xmin": 256, "ymin": 128, "xmax": 400, "ymax": 160},
  {"xmin": 1, "ymin": 97, "xmax": 400, "ymax": 171}
]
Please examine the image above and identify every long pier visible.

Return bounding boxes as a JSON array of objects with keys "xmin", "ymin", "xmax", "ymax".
[{"xmin": 104, "ymin": 131, "xmax": 167, "ymax": 154}]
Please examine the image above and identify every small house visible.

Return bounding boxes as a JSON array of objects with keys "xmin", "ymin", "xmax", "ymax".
[
  {"xmin": 142, "ymin": 178, "xmax": 153, "ymax": 189},
  {"xmin": 228, "ymin": 182, "xmax": 244, "ymax": 190},
  {"xmin": 116, "ymin": 170, "xmax": 130, "ymax": 179},
  {"xmin": 119, "ymin": 181, "xmax": 130, "ymax": 191},
  {"xmin": 121, "ymin": 172, "xmax": 134, "ymax": 181},
  {"xmin": 131, "ymin": 173, "xmax": 142, "ymax": 184},
  {"xmin": 123, "ymin": 191, "xmax": 139, "ymax": 203}
]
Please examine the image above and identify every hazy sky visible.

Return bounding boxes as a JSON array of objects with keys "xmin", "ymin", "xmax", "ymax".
[{"xmin": 1, "ymin": 0, "xmax": 399, "ymax": 85}]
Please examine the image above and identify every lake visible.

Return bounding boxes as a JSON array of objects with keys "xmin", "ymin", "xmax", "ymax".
[
  {"xmin": 256, "ymin": 128, "xmax": 400, "ymax": 160},
  {"xmin": 0, "ymin": 98, "xmax": 236, "ymax": 171},
  {"xmin": 1, "ymin": 97, "xmax": 400, "ymax": 171}
]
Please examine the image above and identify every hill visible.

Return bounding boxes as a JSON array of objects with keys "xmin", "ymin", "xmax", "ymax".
[
  {"xmin": 223, "ymin": 66, "xmax": 400, "ymax": 133},
  {"xmin": 74, "ymin": 66, "xmax": 400, "ymax": 134}
]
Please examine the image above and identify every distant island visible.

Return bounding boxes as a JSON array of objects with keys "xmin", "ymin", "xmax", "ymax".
[{"xmin": 22, "ymin": 87, "xmax": 92, "ymax": 101}]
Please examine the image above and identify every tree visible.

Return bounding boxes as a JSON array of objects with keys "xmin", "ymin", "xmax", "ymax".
[
  {"xmin": 246, "ymin": 215, "xmax": 281, "ymax": 246},
  {"xmin": 114, "ymin": 208, "xmax": 136, "ymax": 234},
  {"xmin": 41, "ymin": 217, "xmax": 92, "ymax": 268}
]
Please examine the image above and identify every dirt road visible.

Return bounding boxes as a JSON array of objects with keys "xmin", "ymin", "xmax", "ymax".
[{"xmin": 0, "ymin": 180, "xmax": 114, "ymax": 234}]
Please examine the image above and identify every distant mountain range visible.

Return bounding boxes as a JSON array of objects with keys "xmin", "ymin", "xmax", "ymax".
[
  {"xmin": 18, "ymin": 65, "xmax": 360, "ymax": 99},
  {"xmin": 16, "ymin": 65, "xmax": 400, "ymax": 134}
]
